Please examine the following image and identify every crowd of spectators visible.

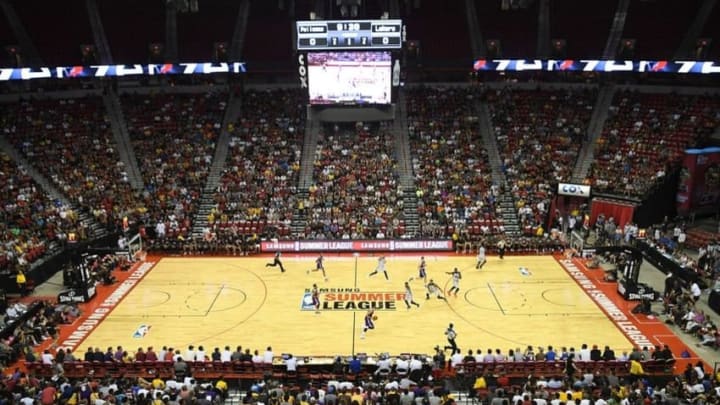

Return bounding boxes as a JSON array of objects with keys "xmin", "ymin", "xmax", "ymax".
[
  {"xmin": 0, "ymin": 151, "xmax": 87, "ymax": 273},
  {"xmin": 1, "ymin": 96, "xmax": 141, "ymax": 230},
  {"xmin": 588, "ymin": 91, "xmax": 720, "ymax": 198},
  {"xmin": 487, "ymin": 87, "xmax": 596, "ymax": 236},
  {"xmin": 17, "ymin": 339, "xmax": 717, "ymax": 405},
  {"xmin": 406, "ymin": 87, "xmax": 498, "ymax": 240},
  {"xmin": 305, "ymin": 122, "xmax": 402, "ymax": 239},
  {"xmin": 207, "ymin": 89, "xmax": 305, "ymax": 243},
  {"xmin": 123, "ymin": 91, "xmax": 228, "ymax": 241},
  {"xmin": 0, "ymin": 300, "xmax": 79, "ymax": 368}
]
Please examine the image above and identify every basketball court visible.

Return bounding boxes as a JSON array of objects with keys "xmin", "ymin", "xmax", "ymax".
[{"xmin": 59, "ymin": 254, "xmax": 644, "ymax": 359}]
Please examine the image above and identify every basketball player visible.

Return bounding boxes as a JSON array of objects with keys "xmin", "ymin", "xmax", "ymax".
[
  {"xmin": 497, "ymin": 239, "xmax": 506, "ymax": 260},
  {"xmin": 368, "ymin": 256, "xmax": 389, "ymax": 280},
  {"xmin": 308, "ymin": 254, "xmax": 328, "ymax": 281},
  {"xmin": 418, "ymin": 256, "xmax": 428, "ymax": 285},
  {"xmin": 404, "ymin": 281, "xmax": 420, "ymax": 310},
  {"xmin": 265, "ymin": 252, "xmax": 286, "ymax": 272},
  {"xmin": 311, "ymin": 284, "xmax": 321, "ymax": 314},
  {"xmin": 360, "ymin": 309, "xmax": 376, "ymax": 339},
  {"xmin": 444, "ymin": 323, "xmax": 459, "ymax": 355},
  {"xmin": 426, "ymin": 279, "xmax": 446, "ymax": 300},
  {"xmin": 476, "ymin": 245, "xmax": 487, "ymax": 269},
  {"xmin": 446, "ymin": 267, "xmax": 462, "ymax": 296}
]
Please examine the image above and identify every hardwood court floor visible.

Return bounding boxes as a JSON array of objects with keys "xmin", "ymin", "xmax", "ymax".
[{"xmin": 78, "ymin": 255, "xmax": 634, "ymax": 358}]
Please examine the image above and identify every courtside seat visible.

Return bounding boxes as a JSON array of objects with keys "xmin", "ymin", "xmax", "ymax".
[
  {"xmin": 27, "ymin": 362, "xmax": 54, "ymax": 378},
  {"xmin": 66, "ymin": 362, "xmax": 87, "ymax": 378}
]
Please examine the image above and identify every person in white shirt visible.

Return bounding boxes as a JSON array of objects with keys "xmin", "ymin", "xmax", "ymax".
[
  {"xmin": 578, "ymin": 344, "xmax": 591, "ymax": 361},
  {"xmin": 450, "ymin": 351, "xmax": 464, "ymax": 368},
  {"xmin": 513, "ymin": 348, "xmax": 524, "ymax": 362},
  {"xmin": 409, "ymin": 356, "xmax": 423, "ymax": 372},
  {"xmin": 41, "ymin": 350, "xmax": 54, "ymax": 364},
  {"xmin": 384, "ymin": 381, "xmax": 399, "ymax": 390},
  {"xmin": 375, "ymin": 356, "xmax": 392, "ymax": 376},
  {"xmin": 6, "ymin": 306, "xmax": 18, "ymax": 320},
  {"xmin": 395, "ymin": 357, "xmax": 409, "ymax": 376},
  {"xmin": 117, "ymin": 236, "xmax": 128, "ymax": 250},
  {"xmin": 19, "ymin": 396, "xmax": 34, "ymax": 405},
  {"xmin": 285, "ymin": 354, "xmax": 298, "ymax": 372},
  {"xmin": 195, "ymin": 346, "xmax": 206, "ymax": 362},
  {"xmin": 476, "ymin": 245, "xmax": 486, "ymax": 269},
  {"xmin": 184, "ymin": 346, "xmax": 196, "ymax": 362},
  {"xmin": 483, "ymin": 349, "xmax": 494, "ymax": 363},
  {"xmin": 547, "ymin": 377, "xmax": 563, "ymax": 389},
  {"xmin": 252, "ymin": 350, "xmax": 263, "ymax": 364},
  {"xmin": 263, "ymin": 347, "xmax": 274, "ymax": 363},
  {"xmin": 691, "ymin": 282, "xmax": 702, "ymax": 302},
  {"xmin": 473, "ymin": 349, "xmax": 484, "ymax": 363},
  {"xmin": 221, "ymin": 346, "xmax": 232, "ymax": 362},
  {"xmin": 156, "ymin": 221, "xmax": 166, "ymax": 239}
]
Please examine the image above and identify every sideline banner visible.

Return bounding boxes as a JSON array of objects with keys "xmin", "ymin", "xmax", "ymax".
[
  {"xmin": 472, "ymin": 59, "xmax": 720, "ymax": 74},
  {"xmin": 260, "ymin": 239, "xmax": 453, "ymax": 252}
]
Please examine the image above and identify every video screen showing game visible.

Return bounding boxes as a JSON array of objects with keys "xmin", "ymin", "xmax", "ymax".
[{"xmin": 307, "ymin": 51, "xmax": 392, "ymax": 105}]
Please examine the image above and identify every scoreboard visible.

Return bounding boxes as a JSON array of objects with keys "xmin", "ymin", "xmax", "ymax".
[{"xmin": 296, "ymin": 19, "xmax": 403, "ymax": 51}]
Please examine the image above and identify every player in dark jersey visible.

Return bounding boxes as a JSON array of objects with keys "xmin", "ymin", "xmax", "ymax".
[
  {"xmin": 311, "ymin": 284, "xmax": 321, "ymax": 314},
  {"xmin": 360, "ymin": 309, "xmax": 376, "ymax": 339},
  {"xmin": 418, "ymin": 256, "xmax": 428, "ymax": 285},
  {"xmin": 308, "ymin": 254, "xmax": 328, "ymax": 281},
  {"xmin": 265, "ymin": 252, "xmax": 285, "ymax": 272}
]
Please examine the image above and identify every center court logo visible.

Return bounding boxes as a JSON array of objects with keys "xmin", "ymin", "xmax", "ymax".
[
  {"xmin": 301, "ymin": 288, "xmax": 405, "ymax": 311},
  {"xmin": 133, "ymin": 324, "xmax": 152, "ymax": 338}
]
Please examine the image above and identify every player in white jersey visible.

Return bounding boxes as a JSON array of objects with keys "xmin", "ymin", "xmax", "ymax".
[
  {"xmin": 446, "ymin": 267, "xmax": 462, "ymax": 296},
  {"xmin": 426, "ymin": 279, "xmax": 446, "ymax": 300},
  {"xmin": 404, "ymin": 281, "xmax": 420, "ymax": 310},
  {"xmin": 368, "ymin": 256, "xmax": 389, "ymax": 280},
  {"xmin": 476, "ymin": 245, "xmax": 487, "ymax": 269}
]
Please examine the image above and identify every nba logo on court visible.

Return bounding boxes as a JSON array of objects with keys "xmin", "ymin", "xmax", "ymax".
[
  {"xmin": 133, "ymin": 324, "xmax": 152, "ymax": 338},
  {"xmin": 300, "ymin": 293, "xmax": 315, "ymax": 311}
]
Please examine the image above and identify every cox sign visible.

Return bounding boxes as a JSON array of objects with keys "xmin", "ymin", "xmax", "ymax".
[
  {"xmin": 558, "ymin": 183, "xmax": 591, "ymax": 198},
  {"xmin": 298, "ymin": 54, "xmax": 308, "ymax": 88}
]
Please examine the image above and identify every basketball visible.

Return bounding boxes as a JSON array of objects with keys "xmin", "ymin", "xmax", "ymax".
[{"xmin": 373, "ymin": 315, "xmax": 378, "ymax": 321}]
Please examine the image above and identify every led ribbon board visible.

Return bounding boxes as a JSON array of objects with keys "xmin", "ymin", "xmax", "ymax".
[
  {"xmin": 0, "ymin": 62, "xmax": 247, "ymax": 81},
  {"xmin": 471, "ymin": 59, "xmax": 720, "ymax": 74}
]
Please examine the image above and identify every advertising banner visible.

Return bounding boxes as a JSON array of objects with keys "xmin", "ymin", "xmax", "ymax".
[
  {"xmin": 471, "ymin": 59, "xmax": 720, "ymax": 74},
  {"xmin": 0, "ymin": 62, "xmax": 247, "ymax": 81},
  {"xmin": 260, "ymin": 239, "xmax": 454, "ymax": 252}
]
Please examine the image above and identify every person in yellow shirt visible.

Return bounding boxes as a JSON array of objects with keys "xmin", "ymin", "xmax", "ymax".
[
  {"xmin": 16, "ymin": 270, "xmax": 27, "ymax": 296},
  {"xmin": 151, "ymin": 376, "xmax": 165, "ymax": 390},
  {"xmin": 350, "ymin": 388, "xmax": 363, "ymax": 404},
  {"xmin": 629, "ymin": 358, "xmax": 644, "ymax": 380},
  {"xmin": 215, "ymin": 376, "xmax": 228, "ymax": 398}
]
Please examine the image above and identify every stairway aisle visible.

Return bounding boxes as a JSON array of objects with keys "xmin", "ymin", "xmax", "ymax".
[
  {"xmin": 103, "ymin": 90, "xmax": 144, "ymax": 190},
  {"xmin": 475, "ymin": 99, "xmax": 521, "ymax": 236},
  {"xmin": 571, "ymin": 84, "xmax": 616, "ymax": 183},
  {"xmin": 290, "ymin": 110, "xmax": 321, "ymax": 238},
  {"xmin": 394, "ymin": 90, "xmax": 420, "ymax": 238},
  {"xmin": 191, "ymin": 93, "xmax": 243, "ymax": 238}
]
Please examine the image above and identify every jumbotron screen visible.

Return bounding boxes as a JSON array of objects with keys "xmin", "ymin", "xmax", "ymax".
[{"xmin": 307, "ymin": 51, "xmax": 392, "ymax": 105}]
